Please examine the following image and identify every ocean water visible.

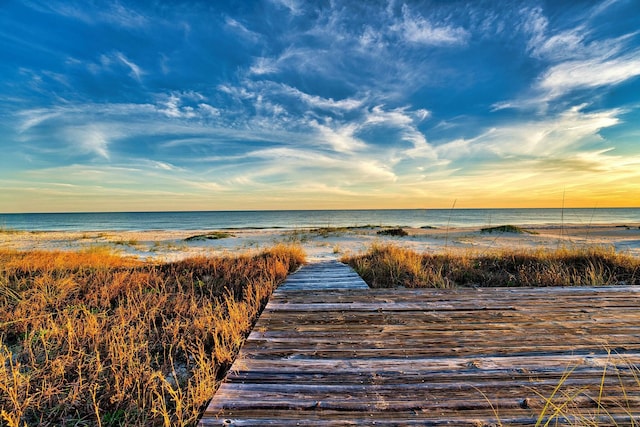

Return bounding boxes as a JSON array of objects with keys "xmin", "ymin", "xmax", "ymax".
[{"xmin": 0, "ymin": 208, "xmax": 638, "ymax": 232}]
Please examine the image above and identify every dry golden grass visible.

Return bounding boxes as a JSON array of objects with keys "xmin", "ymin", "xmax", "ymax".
[
  {"xmin": 530, "ymin": 351, "xmax": 640, "ymax": 427},
  {"xmin": 0, "ymin": 245, "xmax": 305, "ymax": 426},
  {"xmin": 343, "ymin": 243, "xmax": 640, "ymax": 288}
]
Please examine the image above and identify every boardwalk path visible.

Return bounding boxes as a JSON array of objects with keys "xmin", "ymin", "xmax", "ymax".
[{"xmin": 200, "ymin": 260, "xmax": 640, "ymax": 426}]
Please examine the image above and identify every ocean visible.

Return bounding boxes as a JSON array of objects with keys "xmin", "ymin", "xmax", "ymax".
[{"xmin": 0, "ymin": 208, "xmax": 638, "ymax": 232}]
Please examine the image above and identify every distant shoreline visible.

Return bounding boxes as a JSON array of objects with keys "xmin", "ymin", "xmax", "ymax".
[{"xmin": 1, "ymin": 207, "xmax": 639, "ymax": 232}]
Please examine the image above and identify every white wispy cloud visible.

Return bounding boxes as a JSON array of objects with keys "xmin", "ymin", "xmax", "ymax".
[
  {"xmin": 198, "ymin": 103, "xmax": 220, "ymax": 117},
  {"xmin": 64, "ymin": 125, "xmax": 111, "ymax": 159},
  {"xmin": 17, "ymin": 109, "xmax": 63, "ymax": 133},
  {"xmin": 159, "ymin": 94, "xmax": 197, "ymax": 119},
  {"xmin": 309, "ymin": 121, "xmax": 367, "ymax": 153},
  {"xmin": 364, "ymin": 105, "xmax": 414, "ymax": 127},
  {"xmin": 521, "ymin": 6, "xmax": 628, "ymax": 62},
  {"xmin": 279, "ymin": 85, "xmax": 364, "ymax": 111},
  {"xmin": 224, "ymin": 17, "xmax": 261, "ymax": 43},
  {"xmin": 246, "ymin": 147, "xmax": 396, "ymax": 185},
  {"xmin": 147, "ymin": 160, "xmax": 179, "ymax": 171},
  {"xmin": 494, "ymin": 5, "xmax": 640, "ymax": 110},
  {"xmin": 393, "ymin": 4, "xmax": 469, "ymax": 46},
  {"xmin": 24, "ymin": 0, "xmax": 148, "ymax": 29},
  {"xmin": 435, "ymin": 105, "xmax": 622, "ymax": 169},
  {"xmin": 361, "ymin": 105, "xmax": 435, "ymax": 158},
  {"xmin": 115, "ymin": 52, "xmax": 144, "ymax": 81},
  {"xmin": 68, "ymin": 51, "xmax": 145, "ymax": 82},
  {"xmin": 268, "ymin": 0, "xmax": 303, "ymax": 16},
  {"xmin": 249, "ymin": 57, "xmax": 279, "ymax": 75},
  {"xmin": 538, "ymin": 53, "xmax": 640, "ymax": 99}
]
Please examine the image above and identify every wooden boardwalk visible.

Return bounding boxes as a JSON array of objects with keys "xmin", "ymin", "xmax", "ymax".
[{"xmin": 200, "ymin": 260, "xmax": 640, "ymax": 426}]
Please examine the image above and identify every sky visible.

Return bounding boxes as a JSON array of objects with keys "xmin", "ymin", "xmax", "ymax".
[{"xmin": 1, "ymin": 0, "xmax": 640, "ymax": 213}]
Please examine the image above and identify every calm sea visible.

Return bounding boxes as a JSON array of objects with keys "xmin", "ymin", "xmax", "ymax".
[{"xmin": 0, "ymin": 209, "xmax": 638, "ymax": 232}]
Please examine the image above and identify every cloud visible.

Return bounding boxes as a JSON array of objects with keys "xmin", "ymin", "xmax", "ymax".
[
  {"xmin": 393, "ymin": 4, "xmax": 469, "ymax": 46},
  {"xmin": 198, "ymin": 103, "xmax": 220, "ymax": 117},
  {"xmin": 68, "ymin": 51, "xmax": 145, "ymax": 82},
  {"xmin": 364, "ymin": 105, "xmax": 414, "ymax": 127},
  {"xmin": 310, "ymin": 121, "xmax": 367, "ymax": 153},
  {"xmin": 17, "ymin": 109, "xmax": 63, "ymax": 133},
  {"xmin": 159, "ymin": 94, "xmax": 198, "ymax": 119},
  {"xmin": 268, "ymin": 0, "xmax": 303, "ymax": 16},
  {"xmin": 64, "ymin": 125, "xmax": 111, "ymax": 159},
  {"xmin": 246, "ymin": 147, "xmax": 396, "ymax": 185},
  {"xmin": 521, "ymin": 6, "xmax": 629, "ymax": 62},
  {"xmin": 494, "ymin": 6, "xmax": 640, "ymax": 109},
  {"xmin": 224, "ymin": 17, "xmax": 261, "ymax": 43},
  {"xmin": 538, "ymin": 54, "xmax": 640, "ymax": 99},
  {"xmin": 115, "ymin": 52, "xmax": 144, "ymax": 81},
  {"xmin": 155, "ymin": 92, "xmax": 220, "ymax": 120},
  {"xmin": 360, "ymin": 105, "xmax": 435, "ymax": 158},
  {"xmin": 249, "ymin": 57, "xmax": 279, "ymax": 75},
  {"xmin": 279, "ymin": 85, "xmax": 364, "ymax": 111},
  {"xmin": 148, "ymin": 160, "xmax": 179, "ymax": 171},
  {"xmin": 24, "ymin": 0, "xmax": 148, "ymax": 29},
  {"xmin": 432, "ymin": 105, "xmax": 623, "ymax": 177}
]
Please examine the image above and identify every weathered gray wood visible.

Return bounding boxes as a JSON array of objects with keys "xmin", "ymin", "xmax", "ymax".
[
  {"xmin": 199, "ymin": 260, "xmax": 640, "ymax": 426},
  {"xmin": 276, "ymin": 260, "xmax": 369, "ymax": 291}
]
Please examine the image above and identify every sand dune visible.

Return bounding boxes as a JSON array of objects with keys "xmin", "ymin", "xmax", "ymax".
[{"xmin": 2, "ymin": 224, "xmax": 639, "ymax": 261}]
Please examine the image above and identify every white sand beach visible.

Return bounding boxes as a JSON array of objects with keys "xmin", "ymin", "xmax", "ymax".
[{"xmin": 2, "ymin": 223, "xmax": 639, "ymax": 261}]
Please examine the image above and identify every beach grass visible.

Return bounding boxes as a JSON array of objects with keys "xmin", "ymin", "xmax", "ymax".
[
  {"xmin": 376, "ymin": 227, "xmax": 409, "ymax": 237},
  {"xmin": 480, "ymin": 224, "xmax": 537, "ymax": 234},
  {"xmin": 343, "ymin": 243, "xmax": 640, "ymax": 288},
  {"xmin": 0, "ymin": 245, "xmax": 305, "ymax": 427},
  {"xmin": 184, "ymin": 231, "xmax": 235, "ymax": 241}
]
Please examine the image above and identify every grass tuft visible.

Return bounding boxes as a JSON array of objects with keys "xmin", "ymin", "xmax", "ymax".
[
  {"xmin": 184, "ymin": 231, "xmax": 235, "ymax": 241},
  {"xmin": 0, "ymin": 245, "xmax": 304, "ymax": 426},
  {"xmin": 480, "ymin": 224, "xmax": 537, "ymax": 234},
  {"xmin": 343, "ymin": 244, "xmax": 639, "ymax": 288},
  {"xmin": 377, "ymin": 228, "xmax": 409, "ymax": 237},
  {"xmin": 528, "ymin": 351, "xmax": 640, "ymax": 426}
]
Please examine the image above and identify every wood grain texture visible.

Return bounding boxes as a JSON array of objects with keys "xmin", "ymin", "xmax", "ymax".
[{"xmin": 199, "ymin": 260, "xmax": 640, "ymax": 426}]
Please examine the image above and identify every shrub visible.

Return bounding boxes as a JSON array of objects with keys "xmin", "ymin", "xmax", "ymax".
[{"xmin": 376, "ymin": 228, "xmax": 408, "ymax": 237}]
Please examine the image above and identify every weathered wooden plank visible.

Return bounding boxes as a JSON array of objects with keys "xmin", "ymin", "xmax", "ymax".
[
  {"xmin": 230, "ymin": 352, "xmax": 640, "ymax": 372},
  {"xmin": 199, "ymin": 412, "xmax": 639, "ymax": 427},
  {"xmin": 224, "ymin": 365, "xmax": 638, "ymax": 386},
  {"xmin": 275, "ymin": 285, "xmax": 640, "ymax": 301},
  {"xmin": 198, "ymin": 260, "xmax": 640, "ymax": 426}
]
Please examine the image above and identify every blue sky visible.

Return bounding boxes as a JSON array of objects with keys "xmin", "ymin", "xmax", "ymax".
[{"xmin": 1, "ymin": 0, "xmax": 640, "ymax": 212}]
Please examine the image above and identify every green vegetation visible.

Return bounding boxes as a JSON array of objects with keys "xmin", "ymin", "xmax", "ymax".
[
  {"xmin": 184, "ymin": 231, "xmax": 235, "ymax": 241},
  {"xmin": 343, "ymin": 243, "xmax": 639, "ymax": 288},
  {"xmin": 310, "ymin": 225, "xmax": 376, "ymax": 238},
  {"xmin": 0, "ymin": 245, "xmax": 305, "ymax": 426},
  {"xmin": 480, "ymin": 224, "xmax": 537, "ymax": 234},
  {"xmin": 377, "ymin": 227, "xmax": 408, "ymax": 237},
  {"xmin": 112, "ymin": 238, "xmax": 140, "ymax": 246}
]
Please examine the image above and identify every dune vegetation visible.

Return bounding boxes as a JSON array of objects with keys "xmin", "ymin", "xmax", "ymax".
[
  {"xmin": 343, "ymin": 243, "xmax": 640, "ymax": 289},
  {"xmin": 0, "ymin": 245, "xmax": 305, "ymax": 427}
]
